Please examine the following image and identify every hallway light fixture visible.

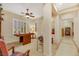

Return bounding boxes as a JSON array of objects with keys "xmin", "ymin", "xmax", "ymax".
[{"xmin": 21, "ymin": 9, "xmax": 35, "ymax": 18}]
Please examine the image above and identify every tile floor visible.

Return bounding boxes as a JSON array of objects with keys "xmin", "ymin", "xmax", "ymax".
[
  {"xmin": 8, "ymin": 37, "xmax": 79, "ymax": 56},
  {"xmin": 55, "ymin": 37, "xmax": 79, "ymax": 56}
]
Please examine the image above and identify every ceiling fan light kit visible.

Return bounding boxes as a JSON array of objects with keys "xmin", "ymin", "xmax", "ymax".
[{"xmin": 21, "ymin": 9, "xmax": 35, "ymax": 18}]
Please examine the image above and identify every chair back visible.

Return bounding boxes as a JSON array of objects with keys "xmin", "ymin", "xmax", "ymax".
[{"xmin": 0, "ymin": 39, "xmax": 8, "ymax": 56}]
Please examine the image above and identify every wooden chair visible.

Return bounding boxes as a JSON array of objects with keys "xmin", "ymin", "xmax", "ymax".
[{"xmin": 0, "ymin": 39, "xmax": 30, "ymax": 56}]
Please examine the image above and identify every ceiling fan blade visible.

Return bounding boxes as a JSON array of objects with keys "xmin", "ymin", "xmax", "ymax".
[
  {"xmin": 31, "ymin": 15, "xmax": 35, "ymax": 17},
  {"xmin": 30, "ymin": 13, "xmax": 35, "ymax": 17}
]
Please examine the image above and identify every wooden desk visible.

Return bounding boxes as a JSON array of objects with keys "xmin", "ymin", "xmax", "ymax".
[{"xmin": 14, "ymin": 33, "xmax": 34, "ymax": 45}]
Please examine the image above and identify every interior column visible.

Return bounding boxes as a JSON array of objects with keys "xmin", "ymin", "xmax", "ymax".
[
  {"xmin": 43, "ymin": 4, "xmax": 52, "ymax": 56},
  {"xmin": 55, "ymin": 15, "xmax": 61, "ymax": 44}
]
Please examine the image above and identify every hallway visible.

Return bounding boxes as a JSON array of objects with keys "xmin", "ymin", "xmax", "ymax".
[
  {"xmin": 55, "ymin": 37, "xmax": 79, "ymax": 56},
  {"xmin": 0, "ymin": 3, "xmax": 79, "ymax": 56}
]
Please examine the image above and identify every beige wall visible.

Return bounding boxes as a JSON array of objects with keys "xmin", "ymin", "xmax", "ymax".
[
  {"xmin": 74, "ymin": 10, "xmax": 79, "ymax": 48},
  {"xmin": 2, "ymin": 10, "xmax": 26, "ymax": 44}
]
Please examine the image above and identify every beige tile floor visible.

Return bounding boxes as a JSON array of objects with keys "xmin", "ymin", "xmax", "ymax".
[
  {"xmin": 55, "ymin": 37, "xmax": 79, "ymax": 56},
  {"xmin": 8, "ymin": 37, "xmax": 79, "ymax": 56},
  {"xmin": 52, "ymin": 42, "xmax": 58, "ymax": 55},
  {"xmin": 31, "ymin": 37, "xmax": 79, "ymax": 56},
  {"xmin": 29, "ymin": 39, "xmax": 43, "ymax": 56}
]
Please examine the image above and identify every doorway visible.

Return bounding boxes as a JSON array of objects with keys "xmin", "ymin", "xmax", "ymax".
[{"xmin": 61, "ymin": 19, "xmax": 74, "ymax": 38}]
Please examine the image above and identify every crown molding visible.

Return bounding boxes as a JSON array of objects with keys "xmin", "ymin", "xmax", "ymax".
[{"xmin": 58, "ymin": 4, "xmax": 79, "ymax": 15}]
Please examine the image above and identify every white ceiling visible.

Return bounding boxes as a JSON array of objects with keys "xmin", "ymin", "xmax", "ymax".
[
  {"xmin": 2, "ymin": 3, "xmax": 78, "ymax": 18},
  {"xmin": 55, "ymin": 3, "xmax": 78, "ymax": 11},
  {"xmin": 2, "ymin": 3, "xmax": 44, "ymax": 17}
]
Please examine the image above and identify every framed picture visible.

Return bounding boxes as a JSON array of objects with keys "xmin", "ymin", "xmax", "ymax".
[
  {"xmin": 65, "ymin": 27, "xmax": 71, "ymax": 36},
  {"xmin": 61, "ymin": 28, "xmax": 64, "ymax": 37}
]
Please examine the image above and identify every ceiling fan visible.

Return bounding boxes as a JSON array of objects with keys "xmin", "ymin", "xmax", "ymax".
[{"xmin": 21, "ymin": 9, "xmax": 35, "ymax": 18}]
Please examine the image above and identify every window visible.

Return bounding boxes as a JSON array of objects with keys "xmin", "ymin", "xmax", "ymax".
[{"xmin": 13, "ymin": 18, "xmax": 26, "ymax": 34}]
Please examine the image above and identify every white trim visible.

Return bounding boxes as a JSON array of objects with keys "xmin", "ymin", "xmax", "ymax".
[{"xmin": 58, "ymin": 5, "xmax": 79, "ymax": 15}]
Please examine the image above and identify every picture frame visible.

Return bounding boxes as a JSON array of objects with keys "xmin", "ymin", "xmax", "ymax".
[{"xmin": 65, "ymin": 27, "xmax": 71, "ymax": 36}]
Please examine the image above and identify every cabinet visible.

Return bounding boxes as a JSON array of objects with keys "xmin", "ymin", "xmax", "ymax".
[{"xmin": 14, "ymin": 33, "xmax": 34, "ymax": 45}]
